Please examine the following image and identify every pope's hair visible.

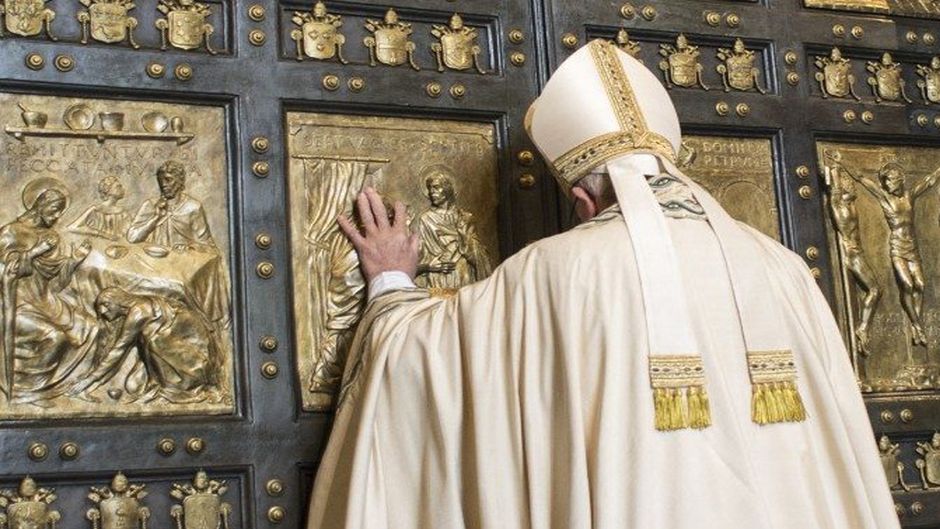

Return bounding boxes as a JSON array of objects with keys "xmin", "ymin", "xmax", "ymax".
[{"xmin": 576, "ymin": 172, "xmax": 617, "ymax": 207}]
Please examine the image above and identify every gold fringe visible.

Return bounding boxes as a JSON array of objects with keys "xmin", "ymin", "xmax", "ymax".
[
  {"xmin": 751, "ymin": 381, "xmax": 806, "ymax": 425},
  {"xmin": 653, "ymin": 385, "xmax": 711, "ymax": 431}
]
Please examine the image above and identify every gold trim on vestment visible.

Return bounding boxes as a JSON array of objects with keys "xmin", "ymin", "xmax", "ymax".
[
  {"xmin": 649, "ymin": 355, "xmax": 712, "ymax": 431},
  {"xmin": 549, "ymin": 40, "xmax": 677, "ymax": 190},
  {"xmin": 747, "ymin": 350, "xmax": 807, "ymax": 425}
]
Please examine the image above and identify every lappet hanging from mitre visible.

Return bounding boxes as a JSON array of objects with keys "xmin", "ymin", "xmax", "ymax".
[{"xmin": 309, "ymin": 39, "xmax": 900, "ymax": 529}]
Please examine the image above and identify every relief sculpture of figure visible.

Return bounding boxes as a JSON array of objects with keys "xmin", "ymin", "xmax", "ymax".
[
  {"xmin": 68, "ymin": 175, "xmax": 131, "ymax": 241},
  {"xmin": 126, "ymin": 160, "xmax": 229, "ymax": 329},
  {"xmin": 823, "ymin": 152, "xmax": 881, "ymax": 354},
  {"xmin": 0, "ymin": 177, "xmax": 96, "ymax": 405},
  {"xmin": 828, "ymin": 156, "xmax": 940, "ymax": 345},
  {"xmin": 126, "ymin": 161, "xmax": 215, "ymax": 251},
  {"xmin": 70, "ymin": 287, "xmax": 223, "ymax": 404},
  {"xmin": 879, "ymin": 435, "xmax": 912, "ymax": 492},
  {"xmin": 916, "ymin": 432, "xmax": 940, "ymax": 490},
  {"xmin": 414, "ymin": 166, "xmax": 492, "ymax": 289}
]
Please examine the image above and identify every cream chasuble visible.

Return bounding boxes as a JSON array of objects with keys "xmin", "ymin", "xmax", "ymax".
[{"xmin": 308, "ymin": 40, "xmax": 899, "ymax": 529}]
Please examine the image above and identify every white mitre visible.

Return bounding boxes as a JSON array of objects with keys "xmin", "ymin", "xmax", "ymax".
[
  {"xmin": 525, "ymin": 39, "xmax": 680, "ymax": 191},
  {"xmin": 524, "ymin": 39, "xmax": 805, "ymax": 432}
]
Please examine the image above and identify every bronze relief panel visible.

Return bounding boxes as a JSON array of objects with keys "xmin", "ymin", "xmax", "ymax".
[
  {"xmin": 0, "ymin": 92, "xmax": 234, "ymax": 419},
  {"xmin": 286, "ymin": 112, "xmax": 499, "ymax": 411},
  {"xmin": 804, "ymin": 0, "xmax": 940, "ymax": 19},
  {"xmin": 680, "ymin": 135, "xmax": 780, "ymax": 241},
  {"xmin": 818, "ymin": 142, "xmax": 940, "ymax": 393}
]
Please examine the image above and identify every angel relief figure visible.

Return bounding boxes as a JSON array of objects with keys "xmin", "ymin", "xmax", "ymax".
[
  {"xmin": 414, "ymin": 166, "xmax": 492, "ymax": 290},
  {"xmin": 0, "ymin": 177, "xmax": 96, "ymax": 406}
]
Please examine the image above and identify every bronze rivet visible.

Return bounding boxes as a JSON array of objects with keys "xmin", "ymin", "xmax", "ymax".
[
  {"xmin": 261, "ymin": 361, "xmax": 279, "ymax": 379},
  {"xmin": 704, "ymin": 11, "xmax": 720, "ymax": 27},
  {"xmin": 900, "ymin": 408, "xmax": 914, "ymax": 423},
  {"xmin": 784, "ymin": 51, "xmax": 798, "ymax": 65},
  {"xmin": 255, "ymin": 232, "xmax": 272, "ymax": 250},
  {"xmin": 641, "ymin": 5, "xmax": 657, "ymax": 20},
  {"xmin": 796, "ymin": 165, "xmax": 810, "ymax": 178},
  {"xmin": 907, "ymin": 31, "xmax": 919, "ymax": 44},
  {"xmin": 786, "ymin": 72, "xmax": 800, "ymax": 86},
  {"xmin": 251, "ymin": 136, "xmax": 270, "ymax": 154},
  {"xmin": 562, "ymin": 32, "xmax": 579, "ymax": 49},
  {"xmin": 54, "ymin": 54, "xmax": 74, "ymax": 72},
  {"xmin": 249, "ymin": 29, "xmax": 266, "ymax": 46},
  {"xmin": 186, "ymin": 437, "xmax": 205, "ymax": 455},
  {"xmin": 917, "ymin": 114, "xmax": 929, "ymax": 127},
  {"xmin": 861, "ymin": 110, "xmax": 874, "ymax": 123},
  {"xmin": 146, "ymin": 62, "xmax": 166, "ymax": 78},
  {"xmin": 620, "ymin": 3, "xmax": 636, "ymax": 19},
  {"xmin": 810, "ymin": 267, "xmax": 822, "ymax": 279},
  {"xmin": 28, "ymin": 442, "xmax": 49, "ymax": 461},
  {"xmin": 260, "ymin": 335, "xmax": 278, "ymax": 352},
  {"xmin": 715, "ymin": 101, "xmax": 730, "ymax": 116},
  {"xmin": 508, "ymin": 29, "xmax": 524, "ymax": 44},
  {"xmin": 157, "ymin": 437, "xmax": 176, "ymax": 456},
  {"xmin": 59, "ymin": 442, "xmax": 79, "ymax": 461},
  {"xmin": 266, "ymin": 479, "xmax": 285, "ymax": 496},
  {"xmin": 252, "ymin": 161, "xmax": 270, "ymax": 178},
  {"xmin": 247, "ymin": 4, "xmax": 265, "ymax": 21},
  {"xmin": 798, "ymin": 185, "xmax": 812, "ymax": 199},
  {"xmin": 256, "ymin": 261, "xmax": 275, "ymax": 279},
  {"xmin": 174, "ymin": 63, "xmax": 193, "ymax": 81},
  {"xmin": 843, "ymin": 110, "xmax": 856, "ymax": 123},
  {"xmin": 322, "ymin": 74, "xmax": 340, "ymax": 91},
  {"xmin": 267, "ymin": 506, "xmax": 286, "ymax": 523},
  {"xmin": 518, "ymin": 173, "xmax": 536, "ymax": 188},
  {"xmin": 832, "ymin": 24, "xmax": 846, "ymax": 37},
  {"xmin": 896, "ymin": 503, "xmax": 905, "ymax": 518},
  {"xmin": 735, "ymin": 103, "xmax": 750, "ymax": 117},
  {"xmin": 425, "ymin": 81, "xmax": 442, "ymax": 98},
  {"xmin": 805, "ymin": 246, "xmax": 819, "ymax": 260},
  {"xmin": 517, "ymin": 150, "xmax": 535, "ymax": 166},
  {"xmin": 911, "ymin": 502, "xmax": 925, "ymax": 516},
  {"xmin": 510, "ymin": 51, "xmax": 527, "ymax": 65},
  {"xmin": 449, "ymin": 84, "xmax": 466, "ymax": 98},
  {"xmin": 25, "ymin": 53, "xmax": 44, "ymax": 70},
  {"xmin": 881, "ymin": 409, "xmax": 896, "ymax": 423},
  {"xmin": 725, "ymin": 13, "xmax": 740, "ymax": 28},
  {"xmin": 925, "ymin": 33, "xmax": 936, "ymax": 45},
  {"xmin": 851, "ymin": 25, "xmax": 863, "ymax": 39},
  {"xmin": 934, "ymin": 116, "xmax": 940, "ymax": 128},
  {"xmin": 348, "ymin": 77, "xmax": 365, "ymax": 92}
]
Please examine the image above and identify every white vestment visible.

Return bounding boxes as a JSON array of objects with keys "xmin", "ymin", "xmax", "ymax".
[{"xmin": 309, "ymin": 186, "xmax": 899, "ymax": 529}]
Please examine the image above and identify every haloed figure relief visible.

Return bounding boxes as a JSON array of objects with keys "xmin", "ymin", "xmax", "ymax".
[
  {"xmin": 827, "ymin": 153, "xmax": 940, "ymax": 346},
  {"xmin": 414, "ymin": 166, "xmax": 493, "ymax": 289},
  {"xmin": 288, "ymin": 112, "xmax": 499, "ymax": 410},
  {"xmin": 0, "ymin": 94, "xmax": 233, "ymax": 419},
  {"xmin": 824, "ymin": 152, "xmax": 882, "ymax": 354}
]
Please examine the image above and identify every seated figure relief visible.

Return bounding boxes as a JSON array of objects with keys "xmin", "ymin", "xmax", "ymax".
[{"xmin": 0, "ymin": 160, "xmax": 232, "ymax": 414}]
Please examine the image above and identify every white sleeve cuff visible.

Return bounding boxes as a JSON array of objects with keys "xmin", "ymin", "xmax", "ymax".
[{"xmin": 368, "ymin": 271, "xmax": 417, "ymax": 300}]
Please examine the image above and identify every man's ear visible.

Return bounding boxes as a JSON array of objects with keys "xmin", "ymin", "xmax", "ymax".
[{"xmin": 571, "ymin": 186, "xmax": 598, "ymax": 222}]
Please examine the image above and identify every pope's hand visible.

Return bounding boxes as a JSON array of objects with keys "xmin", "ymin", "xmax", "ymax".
[{"xmin": 338, "ymin": 187, "xmax": 419, "ymax": 283}]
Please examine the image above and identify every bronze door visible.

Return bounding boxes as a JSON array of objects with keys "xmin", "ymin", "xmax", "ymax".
[
  {"xmin": 544, "ymin": 0, "xmax": 940, "ymax": 525},
  {"xmin": 0, "ymin": 0, "xmax": 549, "ymax": 528}
]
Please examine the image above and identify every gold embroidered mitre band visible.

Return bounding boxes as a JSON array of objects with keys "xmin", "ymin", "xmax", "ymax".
[{"xmin": 527, "ymin": 40, "xmax": 678, "ymax": 193}]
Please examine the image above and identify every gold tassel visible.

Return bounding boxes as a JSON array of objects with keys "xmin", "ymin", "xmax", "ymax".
[
  {"xmin": 747, "ymin": 350, "xmax": 807, "ymax": 426},
  {"xmin": 687, "ymin": 385, "xmax": 711, "ymax": 429}
]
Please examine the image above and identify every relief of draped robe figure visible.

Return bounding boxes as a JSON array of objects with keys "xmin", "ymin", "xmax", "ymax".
[
  {"xmin": 304, "ymin": 158, "xmax": 378, "ymax": 398},
  {"xmin": 70, "ymin": 286, "xmax": 223, "ymax": 403},
  {"xmin": 0, "ymin": 177, "xmax": 96, "ymax": 405},
  {"xmin": 68, "ymin": 175, "xmax": 131, "ymax": 241},
  {"xmin": 414, "ymin": 166, "xmax": 492, "ymax": 289}
]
